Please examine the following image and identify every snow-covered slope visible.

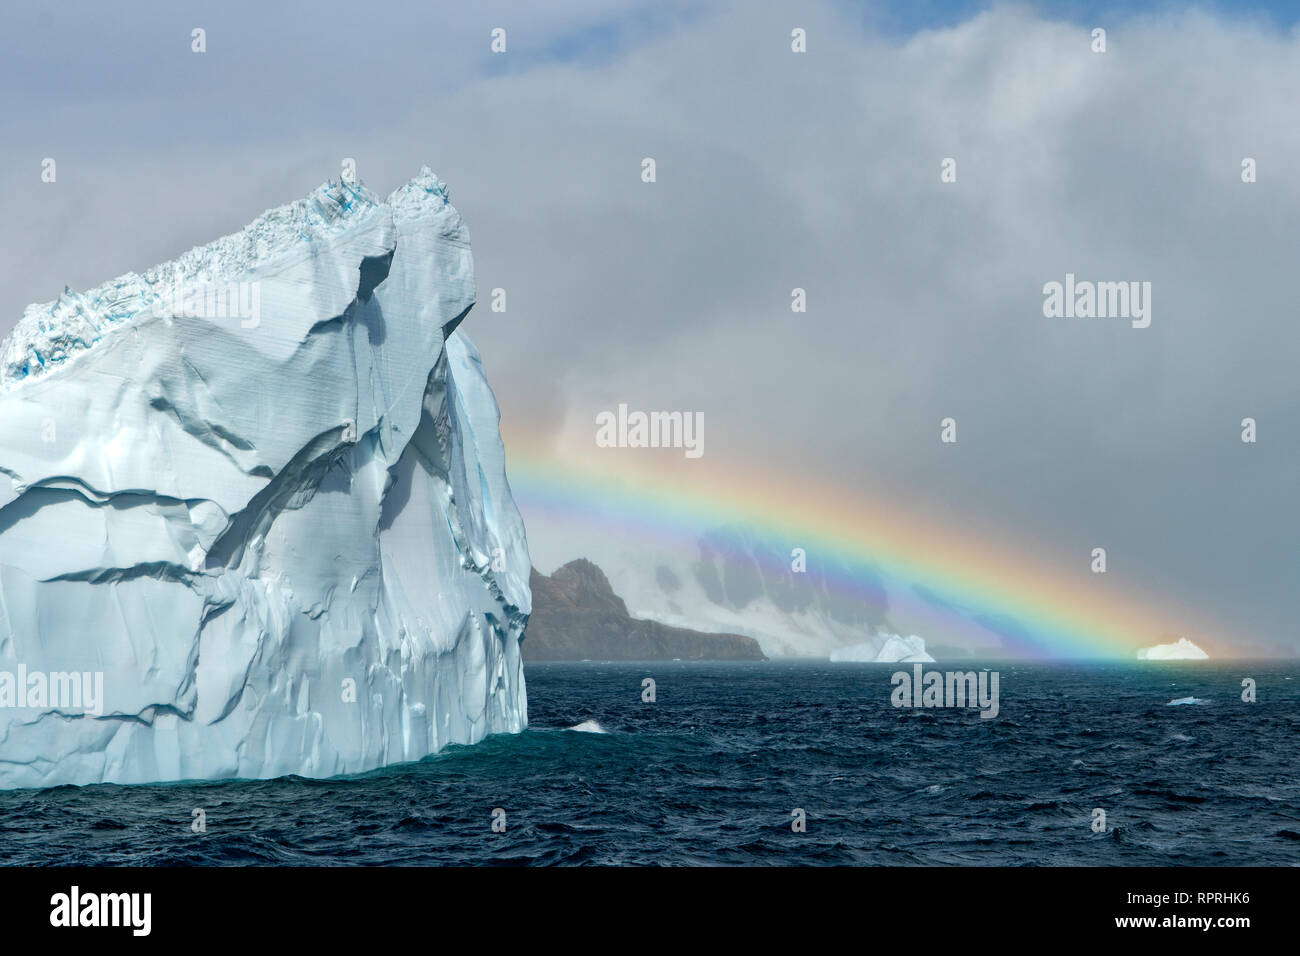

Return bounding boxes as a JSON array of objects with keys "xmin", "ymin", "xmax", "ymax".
[
  {"xmin": 588, "ymin": 526, "xmax": 1003, "ymax": 659},
  {"xmin": 0, "ymin": 169, "xmax": 530, "ymax": 788}
]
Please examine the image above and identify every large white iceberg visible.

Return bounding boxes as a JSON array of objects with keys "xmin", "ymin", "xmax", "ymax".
[
  {"xmin": 829, "ymin": 633, "xmax": 934, "ymax": 663},
  {"xmin": 1137, "ymin": 637, "xmax": 1208, "ymax": 660},
  {"xmin": 0, "ymin": 169, "xmax": 531, "ymax": 788}
]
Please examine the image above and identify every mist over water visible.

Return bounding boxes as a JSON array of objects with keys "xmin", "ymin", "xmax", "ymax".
[{"xmin": 1, "ymin": 661, "xmax": 1295, "ymax": 866}]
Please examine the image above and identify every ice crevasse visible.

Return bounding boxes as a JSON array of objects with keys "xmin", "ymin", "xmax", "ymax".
[{"xmin": 0, "ymin": 169, "xmax": 531, "ymax": 788}]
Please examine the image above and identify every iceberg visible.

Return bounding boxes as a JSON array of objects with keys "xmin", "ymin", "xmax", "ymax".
[
  {"xmin": 1137, "ymin": 637, "xmax": 1208, "ymax": 661},
  {"xmin": 829, "ymin": 633, "xmax": 934, "ymax": 663},
  {"xmin": 0, "ymin": 169, "xmax": 531, "ymax": 788}
]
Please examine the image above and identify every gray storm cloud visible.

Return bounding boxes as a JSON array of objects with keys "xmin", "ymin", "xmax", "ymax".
[{"xmin": 1, "ymin": 1, "xmax": 1295, "ymax": 652}]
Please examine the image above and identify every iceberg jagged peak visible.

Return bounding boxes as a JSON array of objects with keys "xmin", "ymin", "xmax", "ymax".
[
  {"xmin": 1, "ymin": 170, "xmax": 457, "ymax": 389},
  {"xmin": 386, "ymin": 165, "xmax": 454, "ymax": 214}
]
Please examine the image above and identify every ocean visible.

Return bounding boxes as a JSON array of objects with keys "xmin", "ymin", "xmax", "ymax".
[{"xmin": 1, "ymin": 660, "xmax": 1295, "ymax": 866}]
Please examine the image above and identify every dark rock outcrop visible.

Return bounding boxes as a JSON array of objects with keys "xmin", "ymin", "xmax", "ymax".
[{"xmin": 523, "ymin": 559, "xmax": 766, "ymax": 661}]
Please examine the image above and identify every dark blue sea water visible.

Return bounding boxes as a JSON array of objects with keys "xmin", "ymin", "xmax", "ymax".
[{"xmin": 1, "ymin": 661, "xmax": 1296, "ymax": 866}]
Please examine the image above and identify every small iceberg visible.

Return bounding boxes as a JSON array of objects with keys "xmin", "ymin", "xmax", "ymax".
[
  {"xmin": 1167, "ymin": 697, "xmax": 1207, "ymax": 706},
  {"xmin": 1138, "ymin": 637, "xmax": 1209, "ymax": 661},
  {"xmin": 830, "ymin": 633, "xmax": 934, "ymax": 663},
  {"xmin": 568, "ymin": 719, "xmax": 608, "ymax": 734}
]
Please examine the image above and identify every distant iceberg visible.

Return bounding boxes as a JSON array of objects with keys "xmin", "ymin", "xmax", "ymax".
[
  {"xmin": 1137, "ymin": 638, "xmax": 1209, "ymax": 660},
  {"xmin": 830, "ymin": 633, "xmax": 934, "ymax": 663}
]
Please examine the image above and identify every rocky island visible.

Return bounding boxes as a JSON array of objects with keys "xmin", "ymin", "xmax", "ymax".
[{"xmin": 524, "ymin": 559, "xmax": 766, "ymax": 661}]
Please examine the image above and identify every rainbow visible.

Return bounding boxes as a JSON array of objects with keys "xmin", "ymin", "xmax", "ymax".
[{"xmin": 498, "ymin": 425, "xmax": 1222, "ymax": 659}]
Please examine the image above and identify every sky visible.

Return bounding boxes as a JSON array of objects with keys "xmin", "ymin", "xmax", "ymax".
[{"xmin": 1, "ymin": 1, "xmax": 1297, "ymax": 655}]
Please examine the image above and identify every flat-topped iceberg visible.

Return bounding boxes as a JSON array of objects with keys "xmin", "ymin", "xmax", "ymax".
[
  {"xmin": 0, "ymin": 169, "xmax": 531, "ymax": 788},
  {"xmin": 1137, "ymin": 637, "xmax": 1208, "ymax": 661}
]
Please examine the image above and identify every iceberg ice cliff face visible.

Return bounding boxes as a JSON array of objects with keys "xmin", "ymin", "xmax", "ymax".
[{"xmin": 0, "ymin": 169, "xmax": 531, "ymax": 788}]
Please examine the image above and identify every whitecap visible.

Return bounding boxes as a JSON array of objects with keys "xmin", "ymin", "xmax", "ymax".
[{"xmin": 568, "ymin": 719, "xmax": 608, "ymax": 734}]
